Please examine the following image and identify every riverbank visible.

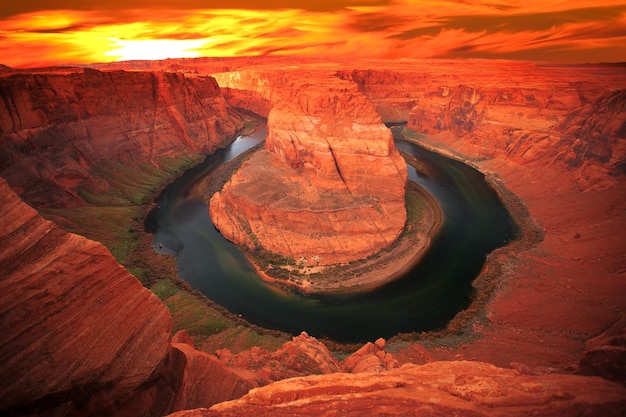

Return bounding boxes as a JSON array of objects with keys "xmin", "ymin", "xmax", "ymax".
[
  {"xmin": 386, "ymin": 130, "xmax": 540, "ymax": 346},
  {"xmin": 249, "ymin": 181, "xmax": 443, "ymax": 294}
]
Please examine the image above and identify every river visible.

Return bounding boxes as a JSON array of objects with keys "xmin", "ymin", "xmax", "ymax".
[{"xmin": 147, "ymin": 124, "xmax": 518, "ymax": 342}]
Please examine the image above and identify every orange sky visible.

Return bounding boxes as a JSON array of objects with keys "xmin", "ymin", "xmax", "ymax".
[{"xmin": 1, "ymin": 0, "xmax": 625, "ymax": 67}]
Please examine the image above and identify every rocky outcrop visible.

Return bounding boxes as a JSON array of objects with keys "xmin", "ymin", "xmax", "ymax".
[
  {"xmin": 168, "ymin": 361, "xmax": 626, "ymax": 417},
  {"xmin": 579, "ymin": 316, "xmax": 626, "ymax": 383},
  {"xmin": 3, "ymin": 57, "xmax": 625, "ymax": 417},
  {"xmin": 170, "ymin": 343, "xmax": 260, "ymax": 412},
  {"xmin": 214, "ymin": 332, "xmax": 341, "ymax": 385},
  {"xmin": 342, "ymin": 337, "xmax": 398, "ymax": 373},
  {"xmin": 0, "ymin": 68, "xmax": 245, "ymax": 208},
  {"xmin": 0, "ymin": 177, "xmax": 174, "ymax": 416},
  {"xmin": 409, "ymin": 85, "xmax": 626, "ymax": 189},
  {"xmin": 210, "ymin": 70, "xmax": 407, "ymax": 267}
]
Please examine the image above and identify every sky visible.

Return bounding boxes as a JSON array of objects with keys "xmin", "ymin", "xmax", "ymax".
[{"xmin": 1, "ymin": 0, "xmax": 625, "ymax": 67}]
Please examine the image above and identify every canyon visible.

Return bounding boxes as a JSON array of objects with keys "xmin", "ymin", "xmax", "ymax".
[{"xmin": 0, "ymin": 58, "xmax": 625, "ymax": 416}]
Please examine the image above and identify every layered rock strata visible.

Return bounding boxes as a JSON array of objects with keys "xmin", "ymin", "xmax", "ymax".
[
  {"xmin": 210, "ymin": 72, "xmax": 407, "ymax": 267},
  {"xmin": 2, "ymin": 58, "xmax": 625, "ymax": 417},
  {"xmin": 0, "ymin": 178, "xmax": 272, "ymax": 416},
  {"xmin": 340, "ymin": 61, "xmax": 626, "ymax": 191},
  {"xmin": 0, "ymin": 68, "xmax": 245, "ymax": 208},
  {"xmin": 0, "ymin": 178, "xmax": 173, "ymax": 416},
  {"xmin": 171, "ymin": 361, "xmax": 626, "ymax": 417}
]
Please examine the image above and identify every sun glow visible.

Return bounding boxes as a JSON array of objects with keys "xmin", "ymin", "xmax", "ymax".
[
  {"xmin": 1, "ymin": 1, "xmax": 625, "ymax": 67},
  {"xmin": 104, "ymin": 38, "xmax": 213, "ymax": 61}
]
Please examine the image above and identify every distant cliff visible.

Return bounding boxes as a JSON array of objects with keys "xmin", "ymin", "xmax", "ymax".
[
  {"xmin": 339, "ymin": 62, "xmax": 626, "ymax": 191},
  {"xmin": 0, "ymin": 68, "xmax": 246, "ymax": 208},
  {"xmin": 2, "ymin": 58, "xmax": 625, "ymax": 417}
]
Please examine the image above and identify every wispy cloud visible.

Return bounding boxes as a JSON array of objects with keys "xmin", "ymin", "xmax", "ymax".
[{"xmin": 0, "ymin": 0, "xmax": 624, "ymax": 67}]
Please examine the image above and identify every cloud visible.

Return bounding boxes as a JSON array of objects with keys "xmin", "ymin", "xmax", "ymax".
[
  {"xmin": 0, "ymin": 0, "xmax": 392, "ymax": 19},
  {"xmin": 439, "ymin": 5, "xmax": 626, "ymax": 33},
  {"xmin": 0, "ymin": 1, "xmax": 625, "ymax": 67}
]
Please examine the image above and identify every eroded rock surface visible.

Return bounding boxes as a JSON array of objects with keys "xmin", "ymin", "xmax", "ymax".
[
  {"xmin": 214, "ymin": 332, "xmax": 341, "ymax": 386},
  {"xmin": 340, "ymin": 61, "xmax": 626, "ymax": 191},
  {"xmin": 210, "ymin": 71, "xmax": 407, "ymax": 267},
  {"xmin": 337, "ymin": 60, "xmax": 626, "ymax": 372},
  {"xmin": 0, "ymin": 68, "xmax": 245, "ymax": 208},
  {"xmin": 2, "ymin": 58, "xmax": 625, "ymax": 417},
  {"xmin": 168, "ymin": 361, "xmax": 626, "ymax": 417},
  {"xmin": 0, "ymin": 177, "xmax": 173, "ymax": 416}
]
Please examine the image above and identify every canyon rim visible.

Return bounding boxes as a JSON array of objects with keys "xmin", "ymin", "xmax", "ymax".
[{"xmin": 1, "ymin": 57, "xmax": 625, "ymax": 416}]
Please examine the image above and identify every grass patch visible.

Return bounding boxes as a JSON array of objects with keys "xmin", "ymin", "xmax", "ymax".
[
  {"xmin": 151, "ymin": 279, "xmax": 180, "ymax": 300},
  {"xmin": 406, "ymin": 187, "xmax": 426, "ymax": 226},
  {"xmin": 401, "ymin": 126, "xmax": 426, "ymax": 141},
  {"xmin": 163, "ymin": 290, "xmax": 232, "ymax": 337},
  {"xmin": 39, "ymin": 205, "xmax": 141, "ymax": 264},
  {"xmin": 88, "ymin": 155, "xmax": 202, "ymax": 206},
  {"xmin": 153, "ymin": 279, "xmax": 290, "ymax": 350},
  {"xmin": 41, "ymin": 152, "xmax": 204, "ymax": 265},
  {"xmin": 202, "ymin": 327, "xmax": 286, "ymax": 354}
]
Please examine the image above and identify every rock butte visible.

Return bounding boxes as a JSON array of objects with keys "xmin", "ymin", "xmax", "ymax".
[
  {"xmin": 210, "ymin": 70, "xmax": 408, "ymax": 268},
  {"xmin": 0, "ymin": 58, "xmax": 625, "ymax": 416}
]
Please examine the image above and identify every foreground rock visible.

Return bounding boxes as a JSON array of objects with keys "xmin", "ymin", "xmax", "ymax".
[
  {"xmin": 214, "ymin": 332, "xmax": 341, "ymax": 386},
  {"xmin": 0, "ymin": 179, "xmax": 265, "ymax": 416},
  {"xmin": 0, "ymin": 178, "xmax": 173, "ymax": 416},
  {"xmin": 2, "ymin": 57, "xmax": 625, "ymax": 416},
  {"xmin": 168, "ymin": 361, "xmax": 626, "ymax": 417},
  {"xmin": 210, "ymin": 71, "xmax": 408, "ymax": 272}
]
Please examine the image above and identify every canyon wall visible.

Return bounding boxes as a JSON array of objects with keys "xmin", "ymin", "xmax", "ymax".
[
  {"xmin": 339, "ymin": 60, "xmax": 626, "ymax": 372},
  {"xmin": 0, "ymin": 178, "xmax": 280, "ymax": 416},
  {"xmin": 0, "ymin": 68, "xmax": 245, "ymax": 208},
  {"xmin": 210, "ymin": 69, "xmax": 407, "ymax": 266},
  {"xmin": 2, "ymin": 58, "xmax": 625, "ymax": 416},
  {"xmin": 0, "ymin": 177, "xmax": 175, "ymax": 416},
  {"xmin": 339, "ymin": 61, "xmax": 626, "ymax": 191}
]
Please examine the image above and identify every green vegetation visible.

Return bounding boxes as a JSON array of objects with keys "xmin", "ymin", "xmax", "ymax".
[
  {"xmin": 401, "ymin": 126, "xmax": 426, "ymax": 141},
  {"xmin": 40, "ymin": 205, "xmax": 140, "ymax": 264},
  {"xmin": 41, "ymin": 153, "xmax": 203, "ymax": 265},
  {"xmin": 90, "ymin": 155, "xmax": 202, "ymax": 206},
  {"xmin": 151, "ymin": 278, "xmax": 288, "ymax": 352},
  {"xmin": 405, "ymin": 186, "xmax": 426, "ymax": 227}
]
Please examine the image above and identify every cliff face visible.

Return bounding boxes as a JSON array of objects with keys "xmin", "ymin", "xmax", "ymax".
[
  {"xmin": 0, "ymin": 177, "xmax": 174, "ymax": 416},
  {"xmin": 0, "ymin": 68, "xmax": 245, "ymax": 208},
  {"xmin": 338, "ymin": 61, "xmax": 626, "ymax": 374},
  {"xmin": 340, "ymin": 62, "xmax": 626, "ymax": 191},
  {"xmin": 2, "ymin": 58, "xmax": 625, "ymax": 417},
  {"xmin": 210, "ymin": 70, "xmax": 407, "ymax": 266}
]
